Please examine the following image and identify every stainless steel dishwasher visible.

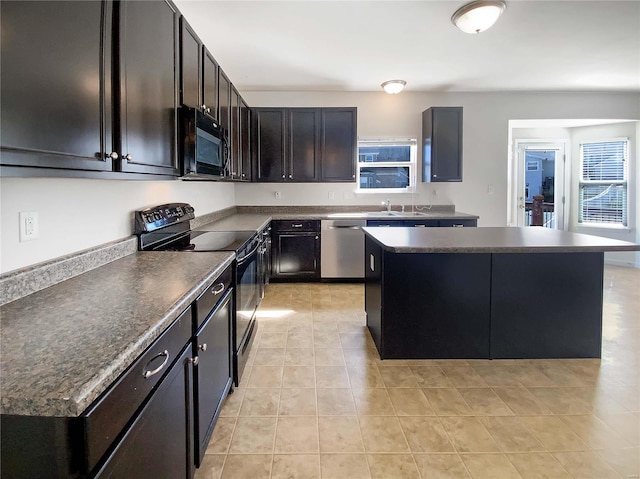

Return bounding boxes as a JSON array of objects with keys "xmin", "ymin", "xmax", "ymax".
[{"xmin": 321, "ymin": 219, "xmax": 366, "ymax": 279}]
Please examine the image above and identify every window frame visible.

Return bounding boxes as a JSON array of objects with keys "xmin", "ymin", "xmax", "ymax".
[
  {"xmin": 356, "ymin": 138, "xmax": 417, "ymax": 194},
  {"xmin": 577, "ymin": 138, "xmax": 629, "ymax": 228}
]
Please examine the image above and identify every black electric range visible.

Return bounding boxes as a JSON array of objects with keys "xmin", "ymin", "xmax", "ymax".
[{"xmin": 134, "ymin": 203, "xmax": 261, "ymax": 387}]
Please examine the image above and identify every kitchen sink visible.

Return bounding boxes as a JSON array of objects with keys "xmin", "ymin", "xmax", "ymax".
[{"xmin": 327, "ymin": 211, "xmax": 402, "ymax": 218}]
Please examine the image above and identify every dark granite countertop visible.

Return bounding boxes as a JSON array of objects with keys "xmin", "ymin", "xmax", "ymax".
[
  {"xmin": 0, "ymin": 251, "xmax": 234, "ymax": 417},
  {"xmin": 363, "ymin": 226, "xmax": 640, "ymax": 253}
]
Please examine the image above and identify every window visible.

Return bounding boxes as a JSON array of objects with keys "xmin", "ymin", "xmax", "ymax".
[
  {"xmin": 578, "ymin": 139, "xmax": 628, "ymax": 226},
  {"xmin": 357, "ymin": 139, "xmax": 417, "ymax": 193}
]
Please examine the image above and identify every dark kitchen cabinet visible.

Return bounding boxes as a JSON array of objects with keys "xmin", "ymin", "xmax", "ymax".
[
  {"xmin": 117, "ymin": 0, "xmax": 179, "ymax": 176},
  {"xmin": 229, "ymin": 87, "xmax": 241, "ymax": 179},
  {"xmin": 202, "ymin": 50, "xmax": 219, "ymax": 117},
  {"xmin": 193, "ymin": 288, "xmax": 232, "ymax": 466},
  {"xmin": 179, "ymin": 17, "xmax": 202, "ymax": 109},
  {"xmin": 94, "ymin": 346, "xmax": 193, "ymax": 479},
  {"xmin": 179, "ymin": 15, "xmax": 218, "ymax": 118},
  {"xmin": 256, "ymin": 108, "xmax": 287, "ymax": 181},
  {"xmin": 255, "ymin": 107, "xmax": 356, "ymax": 183},
  {"xmin": 422, "ymin": 107, "xmax": 463, "ymax": 182},
  {"xmin": 0, "ymin": 0, "xmax": 114, "ymax": 173},
  {"xmin": 218, "ymin": 69, "xmax": 231, "ymax": 136},
  {"xmin": 289, "ymin": 108, "xmax": 321, "ymax": 181},
  {"xmin": 271, "ymin": 220, "xmax": 320, "ymax": 280},
  {"xmin": 321, "ymin": 108, "xmax": 357, "ymax": 181},
  {"xmin": 240, "ymin": 99, "xmax": 252, "ymax": 181},
  {"xmin": 1, "ymin": 0, "xmax": 181, "ymax": 178}
]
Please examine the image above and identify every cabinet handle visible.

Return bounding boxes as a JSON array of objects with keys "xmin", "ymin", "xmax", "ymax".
[
  {"xmin": 107, "ymin": 151, "xmax": 119, "ymax": 160},
  {"xmin": 288, "ymin": 174, "xmax": 292, "ymax": 179},
  {"xmin": 124, "ymin": 154, "xmax": 133, "ymax": 161},
  {"xmin": 142, "ymin": 350, "xmax": 169, "ymax": 379},
  {"xmin": 188, "ymin": 357, "xmax": 199, "ymax": 366},
  {"xmin": 292, "ymin": 224, "xmax": 303, "ymax": 228},
  {"xmin": 282, "ymin": 175, "xmax": 285, "ymax": 178},
  {"xmin": 242, "ymin": 173, "xmax": 246, "ymax": 178},
  {"xmin": 211, "ymin": 282, "xmax": 225, "ymax": 295},
  {"xmin": 315, "ymin": 235, "xmax": 319, "ymax": 240},
  {"xmin": 352, "ymin": 174, "xmax": 355, "ymax": 179},
  {"xmin": 452, "ymin": 224, "xmax": 464, "ymax": 227},
  {"xmin": 414, "ymin": 224, "xmax": 426, "ymax": 227},
  {"xmin": 198, "ymin": 343, "xmax": 208, "ymax": 352}
]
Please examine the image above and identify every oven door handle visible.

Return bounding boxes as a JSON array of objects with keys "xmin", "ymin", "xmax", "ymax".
[{"xmin": 236, "ymin": 243, "xmax": 260, "ymax": 265}]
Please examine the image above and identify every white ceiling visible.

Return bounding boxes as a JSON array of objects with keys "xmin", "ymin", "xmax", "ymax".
[{"xmin": 174, "ymin": 0, "xmax": 640, "ymax": 93}]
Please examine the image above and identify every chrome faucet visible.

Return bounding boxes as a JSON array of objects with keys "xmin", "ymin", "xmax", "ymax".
[{"xmin": 383, "ymin": 199, "xmax": 391, "ymax": 213}]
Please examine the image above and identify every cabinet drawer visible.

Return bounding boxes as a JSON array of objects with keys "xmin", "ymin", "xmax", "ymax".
[
  {"xmin": 272, "ymin": 220, "xmax": 319, "ymax": 232},
  {"xmin": 82, "ymin": 307, "xmax": 192, "ymax": 472},
  {"xmin": 194, "ymin": 265, "xmax": 233, "ymax": 330},
  {"xmin": 438, "ymin": 219, "xmax": 477, "ymax": 227}
]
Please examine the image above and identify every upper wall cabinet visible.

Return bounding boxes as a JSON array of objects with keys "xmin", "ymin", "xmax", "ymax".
[
  {"xmin": 0, "ymin": 0, "xmax": 180, "ymax": 178},
  {"xmin": 179, "ymin": 17, "xmax": 202, "ymax": 109},
  {"xmin": 179, "ymin": 16, "xmax": 218, "ymax": 117},
  {"xmin": 421, "ymin": 107, "xmax": 463, "ymax": 182},
  {"xmin": 0, "ymin": 1, "xmax": 114, "ymax": 173},
  {"xmin": 117, "ymin": 0, "xmax": 179, "ymax": 176},
  {"xmin": 321, "ymin": 108, "xmax": 357, "ymax": 182},
  {"xmin": 255, "ymin": 107, "xmax": 356, "ymax": 183}
]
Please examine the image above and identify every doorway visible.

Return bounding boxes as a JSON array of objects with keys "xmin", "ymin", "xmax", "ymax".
[{"xmin": 515, "ymin": 142, "xmax": 567, "ymax": 229}]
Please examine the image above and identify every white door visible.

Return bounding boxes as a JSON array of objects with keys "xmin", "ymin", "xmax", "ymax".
[{"xmin": 515, "ymin": 142, "xmax": 567, "ymax": 229}]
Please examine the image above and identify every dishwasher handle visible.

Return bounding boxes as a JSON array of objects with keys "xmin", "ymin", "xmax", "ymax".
[{"xmin": 328, "ymin": 225, "xmax": 362, "ymax": 230}]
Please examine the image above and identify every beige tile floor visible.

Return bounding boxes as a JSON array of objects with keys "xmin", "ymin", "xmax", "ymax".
[{"xmin": 195, "ymin": 265, "xmax": 639, "ymax": 478}]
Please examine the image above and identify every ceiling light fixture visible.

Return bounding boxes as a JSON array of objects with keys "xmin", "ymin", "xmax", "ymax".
[
  {"xmin": 381, "ymin": 80, "xmax": 406, "ymax": 94},
  {"xmin": 451, "ymin": 0, "xmax": 506, "ymax": 34}
]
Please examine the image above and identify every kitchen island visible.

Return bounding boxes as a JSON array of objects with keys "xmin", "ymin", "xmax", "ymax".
[{"xmin": 363, "ymin": 226, "xmax": 639, "ymax": 360}]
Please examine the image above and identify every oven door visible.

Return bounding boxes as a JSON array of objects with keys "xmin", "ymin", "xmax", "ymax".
[{"xmin": 235, "ymin": 241, "xmax": 260, "ymax": 350}]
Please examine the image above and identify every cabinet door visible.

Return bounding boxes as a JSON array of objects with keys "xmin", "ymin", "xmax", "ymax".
[
  {"xmin": 240, "ymin": 99, "xmax": 252, "ymax": 181},
  {"xmin": 288, "ymin": 108, "xmax": 320, "ymax": 182},
  {"xmin": 95, "ymin": 346, "xmax": 193, "ymax": 479},
  {"xmin": 273, "ymin": 232, "xmax": 320, "ymax": 279},
  {"xmin": 256, "ymin": 108, "xmax": 286, "ymax": 181},
  {"xmin": 422, "ymin": 107, "xmax": 463, "ymax": 182},
  {"xmin": 0, "ymin": 0, "xmax": 113, "ymax": 172},
  {"xmin": 194, "ymin": 290, "xmax": 232, "ymax": 466},
  {"xmin": 118, "ymin": 0, "xmax": 179, "ymax": 176},
  {"xmin": 218, "ymin": 68, "xmax": 231, "ymax": 135},
  {"xmin": 179, "ymin": 17, "xmax": 201, "ymax": 108},
  {"xmin": 230, "ymin": 87, "xmax": 240, "ymax": 179},
  {"xmin": 202, "ymin": 49, "xmax": 218, "ymax": 117},
  {"xmin": 321, "ymin": 108, "xmax": 357, "ymax": 182}
]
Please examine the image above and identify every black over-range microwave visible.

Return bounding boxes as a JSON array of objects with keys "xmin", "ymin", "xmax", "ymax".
[{"xmin": 180, "ymin": 107, "xmax": 229, "ymax": 180}]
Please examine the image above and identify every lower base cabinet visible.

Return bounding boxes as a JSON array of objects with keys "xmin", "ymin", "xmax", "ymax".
[
  {"xmin": 194, "ymin": 288, "xmax": 233, "ymax": 466},
  {"xmin": 271, "ymin": 220, "xmax": 320, "ymax": 281},
  {"xmin": 95, "ymin": 346, "xmax": 194, "ymax": 479}
]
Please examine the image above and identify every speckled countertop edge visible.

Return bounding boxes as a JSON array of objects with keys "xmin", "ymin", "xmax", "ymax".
[
  {"xmin": 363, "ymin": 226, "xmax": 640, "ymax": 254},
  {"xmin": 1, "ymin": 252, "xmax": 235, "ymax": 417},
  {"xmin": 0, "ymin": 237, "xmax": 138, "ymax": 306}
]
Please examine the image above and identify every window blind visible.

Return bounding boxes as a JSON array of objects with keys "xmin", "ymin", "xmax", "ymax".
[{"xmin": 579, "ymin": 140, "xmax": 628, "ymax": 226}]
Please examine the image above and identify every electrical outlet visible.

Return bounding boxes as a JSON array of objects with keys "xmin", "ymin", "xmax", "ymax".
[
  {"xmin": 19, "ymin": 212, "xmax": 39, "ymax": 242},
  {"xmin": 275, "ymin": 191, "xmax": 281, "ymax": 200},
  {"xmin": 487, "ymin": 184, "xmax": 494, "ymax": 194},
  {"xmin": 328, "ymin": 191, "xmax": 335, "ymax": 200}
]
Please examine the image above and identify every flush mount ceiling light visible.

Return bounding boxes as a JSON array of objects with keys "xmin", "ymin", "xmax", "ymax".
[
  {"xmin": 381, "ymin": 80, "xmax": 406, "ymax": 94},
  {"xmin": 451, "ymin": 0, "xmax": 506, "ymax": 34}
]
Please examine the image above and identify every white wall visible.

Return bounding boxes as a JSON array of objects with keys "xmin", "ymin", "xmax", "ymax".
[
  {"xmin": 511, "ymin": 122, "xmax": 639, "ymax": 267},
  {"xmin": 1, "ymin": 91, "xmax": 638, "ymax": 274},
  {"xmin": 569, "ymin": 123, "xmax": 638, "ymax": 267},
  {"xmin": 240, "ymin": 91, "xmax": 640, "ymax": 230},
  {"xmin": 0, "ymin": 178, "xmax": 235, "ymax": 274}
]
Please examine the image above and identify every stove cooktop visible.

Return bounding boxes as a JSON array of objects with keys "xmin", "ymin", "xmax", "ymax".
[{"xmin": 145, "ymin": 230, "xmax": 256, "ymax": 253}]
